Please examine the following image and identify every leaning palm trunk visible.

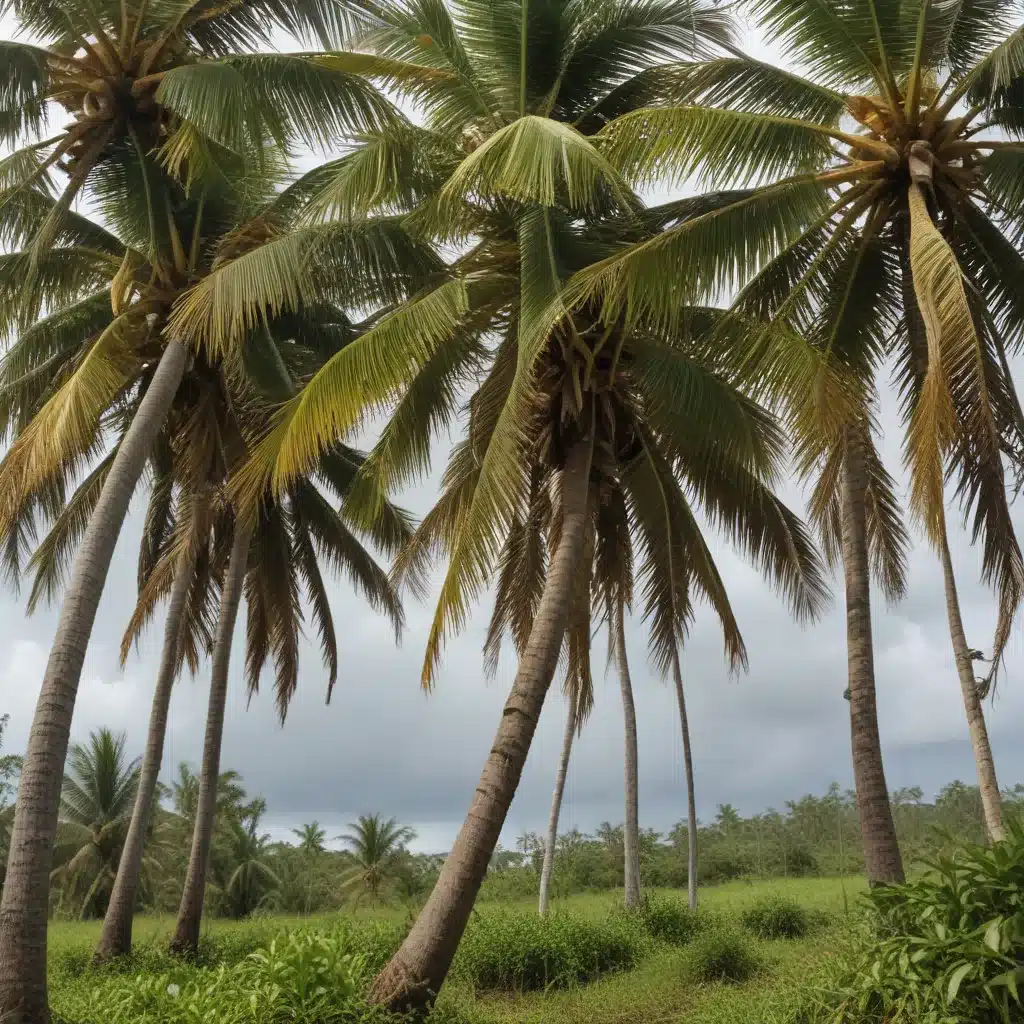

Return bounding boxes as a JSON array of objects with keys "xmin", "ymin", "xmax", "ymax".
[
  {"xmin": 170, "ymin": 521, "xmax": 252, "ymax": 957},
  {"xmin": 939, "ymin": 526, "xmax": 1005, "ymax": 842},
  {"xmin": 370, "ymin": 433, "xmax": 594, "ymax": 1012},
  {"xmin": 96, "ymin": 552, "xmax": 195, "ymax": 961},
  {"xmin": 614, "ymin": 604, "xmax": 641, "ymax": 909},
  {"xmin": 537, "ymin": 693, "xmax": 576, "ymax": 915},
  {"xmin": 0, "ymin": 338, "xmax": 187, "ymax": 1022},
  {"xmin": 671, "ymin": 655, "xmax": 698, "ymax": 910},
  {"xmin": 842, "ymin": 423, "xmax": 904, "ymax": 885}
]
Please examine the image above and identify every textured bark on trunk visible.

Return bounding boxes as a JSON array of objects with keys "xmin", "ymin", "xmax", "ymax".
[
  {"xmin": 614, "ymin": 604, "xmax": 641, "ymax": 909},
  {"xmin": 96, "ymin": 553, "xmax": 194, "ymax": 961},
  {"xmin": 537, "ymin": 693, "xmax": 576, "ymax": 916},
  {"xmin": 671, "ymin": 656, "xmax": 698, "ymax": 910},
  {"xmin": 370, "ymin": 433, "xmax": 593, "ymax": 1012},
  {"xmin": 939, "ymin": 527, "xmax": 1005, "ymax": 842},
  {"xmin": 0, "ymin": 338, "xmax": 187, "ymax": 1024},
  {"xmin": 170, "ymin": 521, "xmax": 251, "ymax": 957},
  {"xmin": 842, "ymin": 424, "xmax": 904, "ymax": 886}
]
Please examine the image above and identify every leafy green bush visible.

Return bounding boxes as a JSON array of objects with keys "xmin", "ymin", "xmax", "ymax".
[
  {"xmin": 634, "ymin": 893, "xmax": 704, "ymax": 945},
  {"xmin": 742, "ymin": 896, "xmax": 810, "ymax": 940},
  {"xmin": 52, "ymin": 930, "xmax": 375, "ymax": 1024},
  {"xmin": 684, "ymin": 928, "xmax": 760, "ymax": 985},
  {"xmin": 451, "ymin": 910, "xmax": 643, "ymax": 992},
  {"xmin": 807, "ymin": 822, "xmax": 1024, "ymax": 1023}
]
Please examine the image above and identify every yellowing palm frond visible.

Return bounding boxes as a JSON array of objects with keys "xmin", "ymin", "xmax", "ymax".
[
  {"xmin": 434, "ymin": 115, "xmax": 633, "ymax": 216},
  {"xmin": 0, "ymin": 312, "xmax": 144, "ymax": 535},
  {"xmin": 232, "ymin": 278, "xmax": 470, "ymax": 511},
  {"xmin": 904, "ymin": 182, "xmax": 977, "ymax": 542}
]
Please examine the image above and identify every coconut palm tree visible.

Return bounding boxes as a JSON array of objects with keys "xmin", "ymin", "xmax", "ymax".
[
  {"xmin": 0, "ymin": 0, "xmax": 409, "ymax": 1002},
  {"xmin": 339, "ymin": 815, "xmax": 416, "ymax": 902},
  {"xmin": 176, "ymin": 0, "xmax": 841, "ymax": 1006},
  {"xmin": 293, "ymin": 822, "xmax": 328, "ymax": 855},
  {"xmin": 0, "ymin": 163, "xmax": 424, "ymax": 964},
  {"xmin": 50, "ymin": 729, "xmax": 140, "ymax": 920},
  {"xmin": 220, "ymin": 798, "xmax": 279, "ymax": 919},
  {"xmin": 569, "ymin": 0, "xmax": 1024, "ymax": 872}
]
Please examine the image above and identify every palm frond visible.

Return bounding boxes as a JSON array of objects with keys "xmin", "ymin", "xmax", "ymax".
[
  {"xmin": 0, "ymin": 41, "xmax": 50, "ymax": 145},
  {"xmin": 904, "ymin": 183, "xmax": 978, "ymax": 543},
  {"xmin": 0, "ymin": 311, "xmax": 144, "ymax": 533},
  {"xmin": 171, "ymin": 219, "xmax": 442, "ymax": 356},
  {"xmin": 231, "ymin": 277, "xmax": 469, "ymax": 508},
  {"xmin": 432, "ymin": 115, "xmax": 633, "ymax": 218},
  {"xmin": 562, "ymin": 177, "xmax": 832, "ymax": 336},
  {"xmin": 25, "ymin": 446, "xmax": 119, "ymax": 613}
]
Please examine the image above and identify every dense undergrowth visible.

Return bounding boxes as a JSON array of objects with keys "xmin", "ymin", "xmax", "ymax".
[{"xmin": 793, "ymin": 824, "xmax": 1024, "ymax": 1023}]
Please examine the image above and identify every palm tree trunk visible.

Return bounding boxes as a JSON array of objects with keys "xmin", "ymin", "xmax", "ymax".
[
  {"xmin": 939, "ymin": 526, "xmax": 1005, "ymax": 842},
  {"xmin": 671, "ymin": 655, "xmax": 698, "ymax": 910},
  {"xmin": 170, "ymin": 520, "xmax": 251, "ymax": 957},
  {"xmin": 614, "ymin": 604, "xmax": 641, "ymax": 909},
  {"xmin": 95, "ymin": 552, "xmax": 194, "ymax": 961},
  {"xmin": 538, "ymin": 693, "xmax": 576, "ymax": 915},
  {"xmin": 842, "ymin": 423, "xmax": 904, "ymax": 885},
  {"xmin": 0, "ymin": 338, "xmax": 187, "ymax": 1023},
  {"xmin": 370, "ymin": 432, "xmax": 594, "ymax": 1013}
]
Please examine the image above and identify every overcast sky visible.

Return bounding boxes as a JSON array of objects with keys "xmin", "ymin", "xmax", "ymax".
[{"xmin": 2, "ymin": 13, "xmax": 1024, "ymax": 855}]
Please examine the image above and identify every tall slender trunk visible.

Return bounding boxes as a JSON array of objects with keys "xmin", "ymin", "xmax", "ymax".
[
  {"xmin": 537, "ymin": 693, "xmax": 575, "ymax": 916},
  {"xmin": 0, "ymin": 338, "xmax": 187, "ymax": 1023},
  {"xmin": 939, "ymin": 526, "xmax": 1005, "ymax": 842},
  {"xmin": 96, "ymin": 552, "xmax": 195, "ymax": 961},
  {"xmin": 170, "ymin": 521, "xmax": 251, "ymax": 957},
  {"xmin": 614, "ymin": 604, "xmax": 641, "ymax": 909},
  {"xmin": 671, "ymin": 655, "xmax": 698, "ymax": 910},
  {"xmin": 370, "ymin": 433, "xmax": 594, "ymax": 1013},
  {"xmin": 842, "ymin": 423, "xmax": 904, "ymax": 886}
]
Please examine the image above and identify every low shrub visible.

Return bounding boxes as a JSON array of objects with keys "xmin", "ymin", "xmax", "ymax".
[
  {"xmin": 684, "ymin": 928, "xmax": 760, "ymax": 985},
  {"xmin": 741, "ymin": 896, "xmax": 810, "ymax": 940},
  {"xmin": 800, "ymin": 822, "xmax": 1024, "ymax": 1023},
  {"xmin": 52, "ymin": 929, "xmax": 376, "ymax": 1024},
  {"xmin": 634, "ymin": 893, "xmax": 704, "ymax": 945},
  {"xmin": 451, "ymin": 910, "xmax": 643, "ymax": 992}
]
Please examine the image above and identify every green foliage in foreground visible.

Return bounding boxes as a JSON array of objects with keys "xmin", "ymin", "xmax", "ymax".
[
  {"xmin": 450, "ymin": 910, "xmax": 645, "ymax": 993},
  {"xmin": 796, "ymin": 824, "xmax": 1024, "ymax": 1023},
  {"xmin": 632, "ymin": 892, "xmax": 706, "ymax": 945}
]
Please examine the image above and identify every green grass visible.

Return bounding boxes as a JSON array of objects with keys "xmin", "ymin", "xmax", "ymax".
[{"xmin": 48, "ymin": 877, "xmax": 864, "ymax": 1024}]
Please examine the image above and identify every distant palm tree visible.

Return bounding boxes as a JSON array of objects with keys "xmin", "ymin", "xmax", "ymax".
[
  {"xmin": 52, "ymin": 730, "xmax": 140, "ymax": 919},
  {"xmin": 339, "ymin": 815, "xmax": 415, "ymax": 902},
  {"xmin": 170, "ymin": 764, "xmax": 247, "ymax": 825},
  {"xmin": 221, "ymin": 799, "xmax": 279, "ymax": 919},
  {"xmin": 293, "ymin": 822, "xmax": 327, "ymax": 856}
]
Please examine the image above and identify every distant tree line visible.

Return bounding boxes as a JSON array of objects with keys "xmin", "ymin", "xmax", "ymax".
[{"xmin": 2, "ymin": 723, "xmax": 1015, "ymax": 919}]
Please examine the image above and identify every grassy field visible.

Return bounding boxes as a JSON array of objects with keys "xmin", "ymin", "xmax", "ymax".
[{"xmin": 48, "ymin": 877, "xmax": 866, "ymax": 1024}]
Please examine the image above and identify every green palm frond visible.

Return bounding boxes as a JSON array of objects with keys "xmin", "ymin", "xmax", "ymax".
[
  {"xmin": 231, "ymin": 277, "xmax": 469, "ymax": 506},
  {"xmin": 298, "ymin": 120, "xmax": 461, "ymax": 223},
  {"xmin": 0, "ymin": 248, "xmax": 119, "ymax": 338},
  {"xmin": 0, "ymin": 41, "xmax": 50, "ymax": 145},
  {"xmin": 291, "ymin": 479, "xmax": 404, "ymax": 641},
  {"xmin": 750, "ymin": 0, "xmax": 893, "ymax": 93},
  {"xmin": 24, "ymin": 446, "xmax": 119, "ymax": 614},
  {"xmin": 433, "ymin": 115, "xmax": 633, "ymax": 217},
  {"xmin": 155, "ymin": 54, "xmax": 398, "ymax": 157},
  {"xmin": 483, "ymin": 463, "xmax": 551, "ymax": 675},
  {"xmin": 600, "ymin": 106, "xmax": 840, "ymax": 189},
  {"xmin": 170, "ymin": 219, "xmax": 442, "ymax": 356},
  {"xmin": 607, "ymin": 57, "xmax": 847, "ymax": 125},
  {"xmin": 0, "ymin": 310, "xmax": 145, "ymax": 533},
  {"xmin": 0, "ymin": 188, "xmax": 127, "ymax": 255},
  {"xmin": 564, "ymin": 177, "xmax": 831, "ymax": 336}
]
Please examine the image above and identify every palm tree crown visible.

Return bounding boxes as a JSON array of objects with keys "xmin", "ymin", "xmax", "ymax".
[{"xmin": 53, "ymin": 729, "xmax": 140, "ymax": 918}]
